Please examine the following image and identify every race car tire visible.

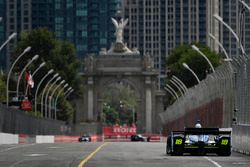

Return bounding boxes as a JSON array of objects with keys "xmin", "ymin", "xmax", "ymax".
[{"xmin": 217, "ymin": 150, "xmax": 231, "ymax": 156}]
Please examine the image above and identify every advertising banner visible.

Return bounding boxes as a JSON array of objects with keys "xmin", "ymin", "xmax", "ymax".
[{"xmin": 103, "ymin": 125, "xmax": 136, "ymax": 137}]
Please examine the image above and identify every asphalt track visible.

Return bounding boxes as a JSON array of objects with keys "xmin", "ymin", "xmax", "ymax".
[{"xmin": 0, "ymin": 142, "xmax": 249, "ymax": 167}]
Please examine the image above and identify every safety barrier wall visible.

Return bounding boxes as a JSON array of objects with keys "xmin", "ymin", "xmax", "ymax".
[
  {"xmin": 0, "ymin": 103, "xmax": 71, "ymax": 135},
  {"xmin": 0, "ymin": 133, "xmax": 18, "ymax": 144},
  {"xmin": 232, "ymin": 125, "xmax": 250, "ymax": 155},
  {"xmin": 159, "ymin": 63, "xmax": 234, "ymax": 135},
  {"xmin": 36, "ymin": 136, "xmax": 54, "ymax": 143}
]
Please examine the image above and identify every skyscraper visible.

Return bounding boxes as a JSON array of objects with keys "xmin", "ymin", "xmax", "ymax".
[
  {"xmin": 2, "ymin": 0, "xmax": 121, "ymax": 71},
  {"xmin": 123, "ymin": 0, "xmax": 210, "ymax": 88},
  {"xmin": 0, "ymin": 0, "xmax": 6, "ymax": 71}
]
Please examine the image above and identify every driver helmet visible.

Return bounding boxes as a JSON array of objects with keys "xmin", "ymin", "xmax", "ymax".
[{"xmin": 195, "ymin": 120, "xmax": 202, "ymax": 128}]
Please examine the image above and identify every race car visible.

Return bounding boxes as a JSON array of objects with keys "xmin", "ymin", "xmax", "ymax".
[
  {"xmin": 78, "ymin": 135, "xmax": 91, "ymax": 142},
  {"xmin": 166, "ymin": 128, "xmax": 231, "ymax": 156}
]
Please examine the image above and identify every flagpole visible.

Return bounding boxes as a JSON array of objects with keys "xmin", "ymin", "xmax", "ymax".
[
  {"xmin": 16, "ymin": 55, "xmax": 39, "ymax": 98},
  {"xmin": 25, "ymin": 62, "xmax": 46, "ymax": 96}
]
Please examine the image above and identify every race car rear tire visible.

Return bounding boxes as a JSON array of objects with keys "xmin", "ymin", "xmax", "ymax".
[{"xmin": 217, "ymin": 150, "xmax": 231, "ymax": 156}]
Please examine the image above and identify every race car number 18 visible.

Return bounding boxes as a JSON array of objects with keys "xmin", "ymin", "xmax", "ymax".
[
  {"xmin": 221, "ymin": 139, "xmax": 228, "ymax": 145},
  {"xmin": 175, "ymin": 139, "xmax": 183, "ymax": 145}
]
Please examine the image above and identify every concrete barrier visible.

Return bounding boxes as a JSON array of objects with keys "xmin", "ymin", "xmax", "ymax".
[
  {"xmin": 36, "ymin": 135, "xmax": 54, "ymax": 143},
  {"xmin": 232, "ymin": 124, "xmax": 250, "ymax": 155},
  {"xmin": 0, "ymin": 133, "xmax": 18, "ymax": 144},
  {"xmin": 54, "ymin": 135, "xmax": 80, "ymax": 143}
]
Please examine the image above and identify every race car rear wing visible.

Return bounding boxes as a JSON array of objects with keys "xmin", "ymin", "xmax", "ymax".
[{"xmin": 171, "ymin": 128, "xmax": 231, "ymax": 135}]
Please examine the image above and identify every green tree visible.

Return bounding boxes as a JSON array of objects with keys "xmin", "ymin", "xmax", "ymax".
[
  {"xmin": 166, "ymin": 43, "xmax": 221, "ymax": 88},
  {"xmin": 103, "ymin": 105, "xmax": 119, "ymax": 125},
  {"xmin": 102, "ymin": 82, "xmax": 137, "ymax": 125},
  {"xmin": 11, "ymin": 28, "xmax": 82, "ymax": 121},
  {"xmin": 12, "ymin": 28, "xmax": 82, "ymax": 94}
]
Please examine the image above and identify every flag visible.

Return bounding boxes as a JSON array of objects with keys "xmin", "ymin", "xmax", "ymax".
[
  {"xmin": 25, "ymin": 71, "xmax": 34, "ymax": 88},
  {"xmin": 27, "ymin": 73, "xmax": 34, "ymax": 88},
  {"xmin": 25, "ymin": 71, "xmax": 30, "ymax": 81}
]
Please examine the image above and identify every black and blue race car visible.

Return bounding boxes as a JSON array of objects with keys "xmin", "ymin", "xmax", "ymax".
[{"xmin": 166, "ymin": 128, "xmax": 231, "ymax": 156}]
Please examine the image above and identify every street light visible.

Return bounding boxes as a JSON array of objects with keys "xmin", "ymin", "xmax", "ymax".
[
  {"xmin": 213, "ymin": 14, "xmax": 246, "ymax": 56},
  {"xmin": 182, "ymin": 62, "xmax": 201, "ymax": 84},
  {"xmin": 239, "ymin": 0, "xmax": 250, "ymax": 12},
  {"xmin": 0, "ymin": 32, "xmax": 17, "ymax": 52},
  {"xmin": 25, "ymin": 62, "xmax": 46, "ymax": 96},
  {"xmin": 45, "ymin": 76, "xmax": 62, "ymax": 118},
  {"xmin": 191, "ymin": 45, "xmax": 215, "ymax": 73},
  {"xmin": 170, "ymin": 79, "xmax": 184, "ymax": 96},
  {"xmin": 34, "ymin": 69, "xmax": 54, "ymax": 114},
  {"xmin": 49, "ymin": 81, "xmax": 66, "ymax": 119},
  {"xmin": 16, "ymin": 54, "xmax": 39, "ymax": 97},
  {"xmin": 172, "ymin": 75, "xmax": 188, "ymax": 92},
  {"xmin": 208, "ymin": 33, "xmax": 232, "ymax": 61},
  {"xmin": 6, "ymin": 46, "xmax": 31, "ymax": 107},
  {"xmin": 54, "ymin": 85, "xmax": 70, "ymax": 120},
  {"xmin": 164, "ymin": 85, "xmax": 178, "ymax": 100},
  {"xmin": 64, "ymin": 87, "xmax": 72, "ymax": 96},
  {"xmin": 65, "ymin": 89, "xmax": 74, "ymax": 98},
  {"xmin": 166, "ymin": 84, "xmax": 179, "ymax": 99},
  {"xmin": 40, "ymin": 73, "xmax": 59, "ymax": 117}
]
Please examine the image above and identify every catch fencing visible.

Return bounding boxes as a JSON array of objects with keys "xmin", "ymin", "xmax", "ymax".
[
  {"xmin": 160, "ymin": 63, "xmax": 234, "ymax": 134},
  {"xmin": 0, "ymin": 103, "xmax": 71, "ymax": 135},
  {"xmin": 159, "ymin": 58, "xmax": 250, "ymax": 154}
]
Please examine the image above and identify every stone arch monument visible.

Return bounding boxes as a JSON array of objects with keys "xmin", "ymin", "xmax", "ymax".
[{"xmin": 76, "ymin": 18, "xmax": 165, "ymax": 133}]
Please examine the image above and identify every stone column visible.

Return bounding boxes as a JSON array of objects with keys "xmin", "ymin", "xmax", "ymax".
[
  {"xmin": 87, "ymin": 77, "xmax": 94, "ymax": 120},
  {"xmin": 145, "ymin": 77, "xmax": 152, "ymax": 133}
]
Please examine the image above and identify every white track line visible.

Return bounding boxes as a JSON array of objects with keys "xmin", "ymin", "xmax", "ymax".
[
  {"xmin": 0, "ymin": 143, "xmax": 36, "ymax": 153},
  {"xmin": 204, "ymin": 156, "xmax": 222, "ymax": 167}
]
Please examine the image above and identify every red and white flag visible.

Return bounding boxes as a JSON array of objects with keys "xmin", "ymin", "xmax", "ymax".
[{"xmin": 25, "ymin": 71, "xmax": 34, "ymax": 88}]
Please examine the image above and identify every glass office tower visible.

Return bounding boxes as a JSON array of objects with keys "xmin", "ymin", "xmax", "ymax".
[
  {"xmin": 123, "ymin": 0, "xmax": 209, "ymax": 88},
  {"xmin": 0, "ymin": 0, "xmax": 6, "ymax": 70},
  {"xmin": 3, "ymin": 0, "xmax": 121, "ymax": 70}
]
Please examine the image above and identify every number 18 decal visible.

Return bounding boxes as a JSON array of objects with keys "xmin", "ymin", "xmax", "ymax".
[
  {"xmin": 221, "ymin": 139, "xmax": 229, "ymax": 145},
  {"xmin": 175, "ymin": 139, "xmax": 182, "ymax": 145}
]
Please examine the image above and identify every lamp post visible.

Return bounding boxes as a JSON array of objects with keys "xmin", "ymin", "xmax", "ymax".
[
  {"xmin": 65, "ymin": 89, "xmax": 74, "ymax": 98},
  {"xmin": 213, "ymin": 14, "xmax": 246, "ymax": 56},
  {"xmin": 54, "ymin": 86, "xmax": 70, "ymax": 120},
  {"xmin": 182, "ymin": 62, "xmax": 201, "ymax": 84},
  {"xmin": 166, "ymin": 84, "xmax": 179, "ymax": 99},
  {"xmin": 25, "ymin": 62, "xmax": 46, "ymax": 96},
  {"xmin": 40, "ymin": 73, "xmax": 59, "ymax": 117},
  {"xmin": 239, "ymin": 0, "xmax": 250, "ymax": 12},
  {"xmin": 172, "ymin": 75, "xmax": 188, "ymax": 92},
  {"xmin": 45, "ymin": 76, "xmax": 62, "ymax": 118},
  {"xmin": 6, "ymin": 46, "xmax": 31, "ymax": 107},
  {"xmin": 170, "ymin": 79, "xmax": 184, "ymax": 96},
  {"xmin": 0, "ymin": 32, "xmax": 17, "ymax": 52},
  {"xmin": 16, "ymin": 54, "xmax": 39, "ymax": 97},
  {"xmin": 208, "ymin": 33, "xmax": 232, "ymax": 61},
  {"xmin": 164, "ymin": 85, "xmax": 178, "ymax": 100},
  {"xmin": 34, "ymin": 69, "xmax": 54, "ymax": 114},
  {"xmin": 191, "ymin": 45, "xmax": 215, "ymax": 73},
  {"xmin": 49, "ymin": 81, "xmax": 66, "ymax": 119}
]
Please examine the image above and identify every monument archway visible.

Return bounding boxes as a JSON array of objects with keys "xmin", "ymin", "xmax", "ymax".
[{"xmin": 76, "ymin": 18, "xmax": 165, "ymax": 133}]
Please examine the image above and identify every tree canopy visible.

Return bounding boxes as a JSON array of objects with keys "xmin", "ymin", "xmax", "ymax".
[
  {"xmin": 166, "ymin": 43, "xmax": 221, "ymax": 88},
  {"xmin": 10, "ymin": 28, "xmax": 83, "ymax": 122},
  {"xmin": 12, "ymin": 28, "xmax": 82, "ymax": 96},
  {"xmin": 102, "ymin": 82, "xmax": 137, "ymax": 125}
]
